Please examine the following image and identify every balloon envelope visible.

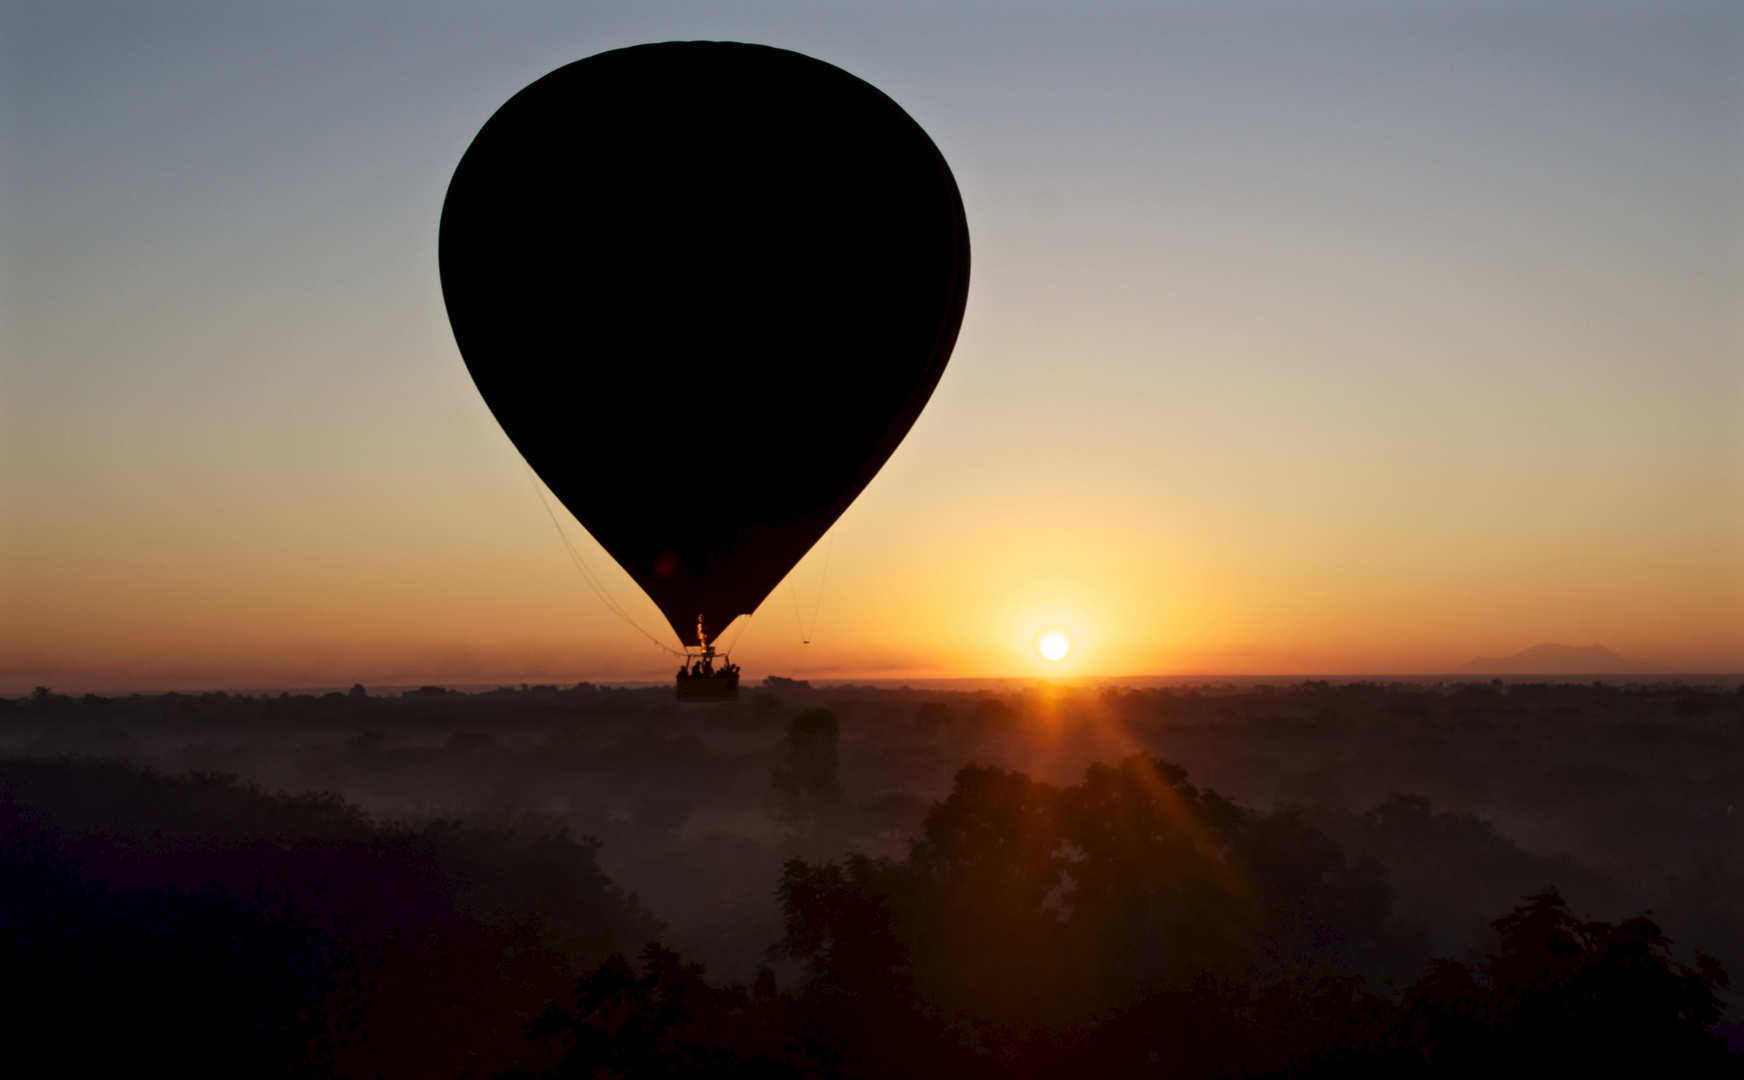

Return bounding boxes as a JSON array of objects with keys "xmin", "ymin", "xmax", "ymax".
[{"xmin": 440, "ymin": 41, "xmax": 970, "ymax": 645}]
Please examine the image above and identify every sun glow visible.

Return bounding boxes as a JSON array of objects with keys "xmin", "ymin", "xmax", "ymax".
[{"xmin": 1036, "ymin": 628, "xmax": 1073, "ymax": 663}]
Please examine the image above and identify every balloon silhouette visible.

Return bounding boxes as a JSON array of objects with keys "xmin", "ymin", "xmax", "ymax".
[{"xmin": 440, "ymin": 42, "xmax": 970, "ymax": 650}]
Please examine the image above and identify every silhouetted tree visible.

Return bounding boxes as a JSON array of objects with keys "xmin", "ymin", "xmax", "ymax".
[
  {"xmin": 913, "ymin": 702, "xmax": 952, "ymax": 737},
  {"xmin": 772, "ymin": 755, "xmax": 1399, "ymax": 1076},
  {"xmin": 0, "ymin": 832, "xmax": 340, "ymax": 1077},
  {"xmin": 527, "ymin": 943, "xmax": 826, "ymax": 1079},
  {"xmin": 0, "ymin": 757, "xmax": 654, "ymax": 1080},
  {"xmin": 1389, "ymin": 889, "xmax": 1740, "ymax": 1076},
  {"xmin": 771, "ymin": 708, "xmax": 843, "ymax": 826}
]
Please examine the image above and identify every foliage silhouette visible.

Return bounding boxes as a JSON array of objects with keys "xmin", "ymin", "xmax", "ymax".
[
  {"xmin": 766, "ymin": 755, "xmax": 1404, "ymax": 1075},
  {"xmin": 771, "ymin": 708, "xmax": 844, "ymax": 828},
  {"xmin": 5, "ymin": 682, "xmax": 1743, "ymax": 1075},
  {"xmin": 1, "ymin": 832, "xmax": 339, "ymax": 1077},
  {"xmin": 0, "ymin": 757, "xmax": 657, "ymax": 1079},
  {"xmin": 525, "ymin": 943, "xmax": 826, "ymax": 1079},
  {"xmin": 766, "ymin": 755, "xmax": 1739, "ymax": 1077},
  {"xmin": 1388, "ymin": 889, "xmax": 1739, "ymax": 1075}
]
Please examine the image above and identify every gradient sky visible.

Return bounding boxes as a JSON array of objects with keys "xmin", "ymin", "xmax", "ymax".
[{"xmin": 3, "ymin": 0, "xmax": 1741, "ymax": 692}]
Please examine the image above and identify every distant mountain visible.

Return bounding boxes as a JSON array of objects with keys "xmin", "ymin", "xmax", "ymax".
[{"xmin": 1453, "ymin": 643, "xmax": 1674, "ymax": 676}]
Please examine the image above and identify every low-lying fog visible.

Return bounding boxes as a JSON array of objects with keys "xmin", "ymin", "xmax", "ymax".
[{"xmin": 8, "ymin": 677, "xmax": 1742, "ymax": 996}]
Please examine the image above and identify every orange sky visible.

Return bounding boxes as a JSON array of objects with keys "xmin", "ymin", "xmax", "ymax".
[{"xmin": 3, "ymin": 2, "xmax": 1741, "ymax": 692}]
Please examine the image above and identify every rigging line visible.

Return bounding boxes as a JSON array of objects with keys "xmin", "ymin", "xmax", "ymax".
[
  {"xmin": 543, "ymin": 501, "xmax": 637, "ymax": 627},
  {"xmin": 805, "ymin": 532, "xmax": 834, "ymax": 644},
  {"xmin": 542, "ymin": 495, "xmax": 681, "ymax": 658},
  {"xmin": 722, "ymin": 608, "xmax": 755, "ymax": 660},
  {"xmin": 542, "ymin": 495, "xmax": 684, "ymax": 658},
  {"xmin": 789, "ymin": 576, "xmax": 809, "ymax": 644},
  {"xmin": 522, "ymin": 464, "xmax": 686, "ymax": 658},
  {"xmin": 788, "ymin": 532, "xmax": 835, "ymax": 645}
]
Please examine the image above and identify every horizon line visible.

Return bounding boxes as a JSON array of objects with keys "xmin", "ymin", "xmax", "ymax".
[{"xmin": 12, "ymin": 671, "xmax": 1743, "ymax": 699}]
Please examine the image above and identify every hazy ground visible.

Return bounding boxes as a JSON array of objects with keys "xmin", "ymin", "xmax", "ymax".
[{"xmin": 5, "ymin": 675, "xmax": 1741, "ymax": 1013}]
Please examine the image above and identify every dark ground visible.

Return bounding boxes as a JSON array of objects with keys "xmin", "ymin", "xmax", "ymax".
[{"xmin": 4, "ymin": 677, "xmax": 1742, "ymax": 1074}]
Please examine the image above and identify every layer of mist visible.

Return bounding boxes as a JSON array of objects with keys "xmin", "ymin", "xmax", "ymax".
[{"xmin": 4, "ymin": 677, "xmax": 1741, "ymax": 1075}]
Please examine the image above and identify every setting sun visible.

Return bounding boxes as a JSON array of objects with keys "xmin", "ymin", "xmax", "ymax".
[{"xmin": 1036, "ymin": 629, "xmax": 1073, "ymax": 663}]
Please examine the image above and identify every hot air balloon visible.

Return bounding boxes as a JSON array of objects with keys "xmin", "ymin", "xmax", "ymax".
[{"xmin": 439, "ymin": 42, "xmax": 970, "ymax": 700}]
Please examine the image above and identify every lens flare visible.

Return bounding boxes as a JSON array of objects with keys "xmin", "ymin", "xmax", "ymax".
[{"xmin": 1037, "ymin": 629, "xmax": 1073, "ymax": 663}]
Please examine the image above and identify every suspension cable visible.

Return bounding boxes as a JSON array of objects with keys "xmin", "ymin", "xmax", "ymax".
[
  {"xmin": 522, "ymin": 464, "xmax": 686, "ymax": 658},
  {"xmin": 789, "ymin": 532, "xmax": 833, "ymax": 644}
]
